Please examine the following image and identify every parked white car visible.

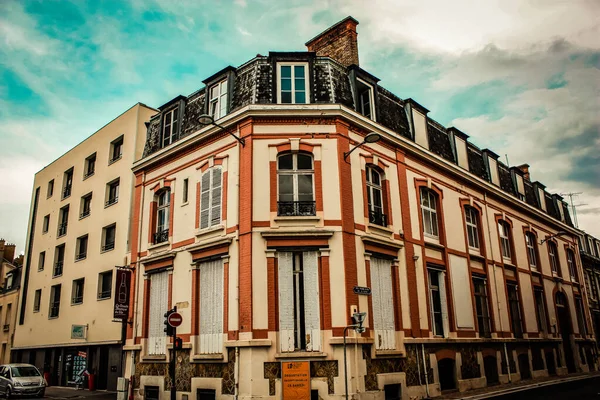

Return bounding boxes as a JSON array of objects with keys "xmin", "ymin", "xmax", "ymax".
[{"xmin": 0, "ymin": 364, "xmax": 46, "ymax": 398}]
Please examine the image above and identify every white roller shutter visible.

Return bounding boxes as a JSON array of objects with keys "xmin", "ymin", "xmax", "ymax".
[
  {"xmin": 200, "ymin": 168, "xmax": 222, "ymax": 229},
  {"xmin": 278, "ymin": 252, "xmax": 295, "ymax": 352},
  {"xmin": 211, "ymin": 168, "xmax": 222, "ymax": 226},
  {"xmin": 148, "ymin": 271, "xmax": 168, "ymax": 355},
  {"xmin": 370, "ymin": 258, "xmax": 396, "ymax": 350},
  {"xmin": 199, "ymin": 259, "xmax": 224, "ymax": 354},
  {"xmin": 303, "ymin": 251, "xmax": 321, "ymax": 352}
]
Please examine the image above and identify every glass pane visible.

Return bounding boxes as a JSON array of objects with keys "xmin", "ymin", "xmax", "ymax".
[
  {"xmin": 294, "ymin": 65, "xmax": 304, "ymax": 78},
  {"xmin": 278, "ymin": 175, "xmax": 293, "ymax": 197},
  {"xmin": 220, "ymin": 80, "xmax": 227, "ymax": 94},
  {"xmin": 297, "ymin": 174, "xmax": 313, "ymax": 196},
  {"xmin": 294, "ymin": 77, "xmax": 305, "ymax": 91},
  {"xmin": 371, "ymin": 169, "xmax": 380, "ymax": 185},
  {"xmin": 295, "ymin": 91, "xmax": 306, "ymax": 104},
  {"xmin": 210, "ymin": 85, "xmax": 219, "ymax": 99},
  {"xmin": 281, "ymin": 66, "xmax": 291, "ymax": 78},
  {"xmin": 278, "ymin": 154, "xmax": 293, "ymax": 170},
  {"xmin": 281, "ymin": 78, "xmax": 291, "ymax": 91},
  {"xmin": 373, "ymin": 188, "xmax": 382, "ymax": 209},
  {"xmin": 423, "ymin": 211, "xmax": 432, "ymax": 234},
  {"xmin": 281, "ymin": 92, "xmax": 292, "ymax": 104},
  {"xmin": 432, "ymin": 291, "xmax": 442, "ymax": 312},
  {"xmin": 297, "ymin": 154, "xmax": 312, "ymax": 170}
]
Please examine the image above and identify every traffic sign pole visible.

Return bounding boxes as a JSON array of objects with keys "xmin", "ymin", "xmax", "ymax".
[{"xmin": 170, "ymin": 306, "xmax": 177, "ymax": 400}]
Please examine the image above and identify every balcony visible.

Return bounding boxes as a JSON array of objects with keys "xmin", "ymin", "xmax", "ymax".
[
  {"xmin": 57, "ymin": 222, "xmax": 68, "ymax": 237},
  {"xmin": 277, "ymin": 201, "xmax": 316, "ymax": 217},
  {"xmin": 53, "ymin": 261, "xmax": 63, "ymax": 277},
  {"xmin": 98, "ymin": 290, "xmax": 111, "ymax": 300},
  {"xmin": 80, "ymin": 209, "xmax": 90, "ymax": 219},
  {"xmin": 72, "ymin": 296, "xmax": 83, "ymax": 305},
  {"xmin": 62, "ymin": 185, "xmax": 72, "ymax": 199},
  {"xmin": 75, "ymin": 252, "xmax": 87, "ymax": 261},
  {"xmin": 153, "ymin": 229, "xmax": 169, "ymax": 244},
  {"xmin": 49, "ymin": 303, "xmax": 60, "ymax": 318},
  {"xmin": 102, "ymin": 241, "xmax": 115, "ymax": 252},
  {"xmin": 368, "ymin": 210, "xmax": 387, "ymax": 227},
  {"xmin": 105, "ymin": 197, "xmax": 118, "ymax": 207}
]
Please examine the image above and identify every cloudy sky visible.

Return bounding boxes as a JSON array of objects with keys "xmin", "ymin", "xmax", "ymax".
[{"xmin": 1, "ymin": 0, "xmax": 599, "ymax": 253}]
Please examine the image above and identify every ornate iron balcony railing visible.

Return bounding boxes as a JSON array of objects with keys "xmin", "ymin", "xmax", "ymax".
[
  {"xmin": 277, "ymin": 201, "xmax": 316, "ymax": 217},
  {"xmin": 154, "ymin": 229, "xmax": 169, "ymax": 244},
  {"xmin": 368, "ymin": 210, "xmax": 387, "ymax": 227}
]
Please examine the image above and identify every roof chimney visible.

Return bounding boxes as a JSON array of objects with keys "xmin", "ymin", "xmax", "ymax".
[
  {"xmin": 305, "ymin": 16, "xmax": 359, "ymax": 67},
  {"xmin": 516, "ymin": 163, "xmax": 530, "ymax": 181}
]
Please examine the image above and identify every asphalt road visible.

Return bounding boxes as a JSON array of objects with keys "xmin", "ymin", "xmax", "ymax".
[
  {"xmin": 490, "ymin": 376, "xmax": 600, "ymax": 399},
  {"xmin": 43, "ymin": 387, "xmax": 116, "ymax": 400}
]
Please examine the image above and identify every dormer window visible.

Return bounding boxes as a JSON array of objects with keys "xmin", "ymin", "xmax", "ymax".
[
  {"xmin": 162, "ymin": 107, "xmax": 179, "ymax": 147},
  {"xmin": 277, "ymin": 63, "xmax": 308, "ymax": 104},
  {"xmin": 209, "ymin": 80, "xmax": 228, "ymax": 120},
  {"xmin": 357, "ymin": 78, "xmax": 375, "ymax": 119}
]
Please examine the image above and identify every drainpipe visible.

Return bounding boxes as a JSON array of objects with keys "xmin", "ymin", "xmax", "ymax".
[
  {"xmin": 422, "ymin": 343, "xmax": 430, "ymax": 397},
  {"xmin": 483, "ymin": 192, "xmax": 511, "ymax": 382},
  {"xmin": 234, "ymin": 346, "xmax": 240, "ymax": 400}
]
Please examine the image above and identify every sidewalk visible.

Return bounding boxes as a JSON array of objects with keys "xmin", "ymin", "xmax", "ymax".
[
  {"xmin": 439, "ymin": 371, "xmax": 600, "ymax": 399},
  {"xmin": 45, "ymin": 386, "xmax": 116, "ymax": 400}
]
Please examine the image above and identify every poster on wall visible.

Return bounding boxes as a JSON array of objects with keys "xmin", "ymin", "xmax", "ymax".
[
  {"xmin": 282, "ymin": 361, "xmax": 310, "ymax": 400},
  {"xmin": 113, "ymin": 269, "xmax": 131, "ymax": 319}
]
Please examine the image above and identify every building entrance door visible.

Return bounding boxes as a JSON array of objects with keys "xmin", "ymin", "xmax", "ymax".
[{"xmin": 556, "ymin": 292, "xmax": 576, "ymax": 373}]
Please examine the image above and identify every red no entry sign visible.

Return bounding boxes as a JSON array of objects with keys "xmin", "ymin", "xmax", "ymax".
[{"xmin": 167, "ymin": 312, "xmax": 183, "ymax": 328}]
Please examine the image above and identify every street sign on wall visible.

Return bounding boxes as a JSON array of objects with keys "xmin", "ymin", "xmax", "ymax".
[
  {"xmin": 113, "ymin": 269, "xmax": 131, "ymax": 319},
  {"xmin": 282, "ymin": 361, "xmax": 310, "ymax": 400},
  {"xmin": 353, "ymin": 286, "xmax": 371, "ymax": 295}
]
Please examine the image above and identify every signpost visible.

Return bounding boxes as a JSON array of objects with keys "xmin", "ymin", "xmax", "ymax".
[
  {"xmin": 167, "ymin": 312, "xmax": 182, "ymax": 328},
  {"xmin": 164, "ymin": 307, "xmax": 183, "ymax": 400}
]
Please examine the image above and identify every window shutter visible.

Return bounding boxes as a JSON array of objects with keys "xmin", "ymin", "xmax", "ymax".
[
  {"xmin": 148, "ymin": 272, "xmax": 168, "ymax": 355},
  {"xmin": 303, "ymin": 252, "xmax": 321, "ymax": 351},
  {"xmin": 439, "ymin": 271, "xmax": 449, "ymax": 337},
  {"xmin": 371, "ymin": 258, "xmax": 395, "ymax": 350},
  {"xmin": 210, "ymin": 168, "xmax": 222, "ymax": 226},
  {"xmin": 278, "ymin": 252, "xmax": 295, "ymax": 352},
  {"xmin": 200, "ymin": 259, "xmax": 223, "ymax": 354},
  {"xmin": 200, "ymin": 171, "xmax": 211, "ymax": 229}
]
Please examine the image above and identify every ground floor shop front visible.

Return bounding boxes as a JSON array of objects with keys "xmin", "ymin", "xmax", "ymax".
[
  {"xmin": 126, "ymin": 339, "xmax": 598, "ymax": 400},
  {"xmin": 11, "ymin": 343, "xmax": 123, "ymax": 391}
]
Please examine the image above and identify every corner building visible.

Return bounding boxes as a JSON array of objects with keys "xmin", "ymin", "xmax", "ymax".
[{"xmin": 125, "ymin": 17, "xmax": 596, "ymax": 399}]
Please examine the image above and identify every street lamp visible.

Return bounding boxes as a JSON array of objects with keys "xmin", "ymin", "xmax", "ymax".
[
  {"xmin": 198, "ymin": 114, "xmax": 245, "ymax": 147},
  {"xmin": 540, "ymin": 231, "xmax": 568, "ymax": 245},
  {"xmin": 344, "ymin": 311, "xmax": 367, "ymax": 400},
  {"xmin": 343, "ymin": 132, "xmax": 382, "ymax": 160}
]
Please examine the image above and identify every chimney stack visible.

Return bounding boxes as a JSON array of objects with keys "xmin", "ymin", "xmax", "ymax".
[{"xmin": 305, "ymin": 16, "xmax": 359, "ymax": 67}]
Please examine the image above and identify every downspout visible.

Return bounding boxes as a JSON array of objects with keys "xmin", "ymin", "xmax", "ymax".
[
  {"xmin": 234, "ymin": 346, "xmax": 240, "ymax": 400},
  {"xmin": 483, "ymin": 192, "xmax": 511, "ymax": 382},
  {"xmin": 422, "ymin": 343, "xmax": 430, "ymax": 397}
]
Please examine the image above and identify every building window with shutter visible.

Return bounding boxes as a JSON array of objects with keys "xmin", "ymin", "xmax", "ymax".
[
  {"xmin": 548, "ymin": 242, "xmax": 560, "ymax": 276},
  {"xmin": 566, "ymin": 249, "xmax": 577, "ymax": 282},
  {"xmin": 525, "ymin": 232, "xmax": 538, "ymax": 269},
  {"xmin": 507, "ymin": 283, "xmax": 523, "ymax": 338},
  {"xmin": 420, "ymin": 188, "xmax": 439, "ymax": 238},
  {"xmin": 370, "ymin": 257, "xmax": 395, "ymax": 349},
  {"xmin": 199, "ymin": 167, "xmax": 222, "ymax": 229},
  {"xmin": 366, "ymin": 166, "xmax": 386, "ymax": 226},
  {"xmin": 428, "ymin": 268, "xmax": 447, "ymax": 337},
  {"xmin": 277, "ymin": 251, "xmax": 320, "ymax": 352},
  {"xmin": 198, "ymin": 259, "xmax": 224, "ymax": 354},
  {"xmin": 154, "ymin": 190, "xmax": 170, "ymax": 243},
  {"xmin": 148, "ymin": 271, "xmax": 169, "ymax": 355},
  {"xmin": 277, "ymin": 153, "xmax": 315, "ymax": 217},
  {"xmin": 498, "ymin": 220, "xmax": 512, "ymax": 261},
  {"xmin": 465, "ymin": 206, "xmax": 480, "ymax": 250}
]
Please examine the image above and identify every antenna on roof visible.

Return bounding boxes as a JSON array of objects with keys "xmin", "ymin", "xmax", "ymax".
[
  {"xmin": 504, "ymin": 154, "xmax": 509, "ymax": 166},
  {"xmin": 560, "ymin": 192, "xmax": 586, "ymax": 228}
]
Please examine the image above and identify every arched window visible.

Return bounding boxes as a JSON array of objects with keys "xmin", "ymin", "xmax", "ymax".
[
  {"xmin": 498, "ymin": 220, "xmax": 512, "ymax": 260},
  {"xmin": 525, "ymin": 232, "xmax": 538, "ymax": 269},
  {"xmin": 548, "ymin": 242, "xmax": 560, "ymax": 276},
  {"xmin": 154, "ymin": 189, "xmax": 170, "ymax": 243},
  {"xmin": 277, "ymin": 152, "xmax": 315, "ymax": 216},
  {"xmin": 200, "ymin": 167, "xmax": 222, "ymax": 229},
  {"xmin": 420, "ymin": 188, "xmax": 439, "ymax": 238},
  {"xmin": 566, "ymin": 249, "xmax": 577, "ymax": 281},
  {"xmin": 366, "ymin": 166, "xmax": 386, "ymax": 226},
  {"xmin": 464, "ymin": 206, "xmax": 480, "ymax": 249}
]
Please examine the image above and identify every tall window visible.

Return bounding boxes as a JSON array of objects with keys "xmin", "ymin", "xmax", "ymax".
[
  {"xmin": 525, "ymin": 232, "xmax": 538, "ymax": 269},
  {"xmin": 534, "ymin": 288, "xmax": 547, "ymax": 334},
  {"xmin": 507, "ymin": 284, "xmax": 523, "ymax": 338},
  {"xmin": 53, "ymin": 245, "xmax": 65, "ymax": 277},
  {"xmin": 566, "ymin": 249, "xmax": 577, "ymax": 281},
  {"xmin": 84, "ymin": 153, "xmax": 96, "ymax": 178},
  {"xmin": 498, "ymin": 220, "xmax": 512, "ymax": 260},
  {"xmin": 75, "ymin": 235, "xmax": 88, "ymax": 261},
  {"xmin": 49, "ymin": 284, "xmax": 61, "ymax": 318},
  {"xmin": 155, "ymin": 190, "xmax": 170, "ymax": 243},
  {"xmin": 357, "ymin": 78, "xmax": 375, "ymax": 119},
  {"xmin": 62, "ymin": 168, "xmax": 73, "ymax": 199},
  {"xmin": 102, "ymin": 224, "xmax": 116, "ymax": 252},
  {"xmin": 473, "ymin": 277, "xmax": 491, "ymax": 337},
  {"xmin": 277, "ymin": 153, "xmax": 315, "ymax": 216},
  {"xmin": 209, "ymin": 79, "xmax": 228, "ymax": 120},
  {"xmin": 47, "ymin": 179, "xmax": 54, "ymax": 198},
  {"xmin": 428, "ymin": 269, "xmax": 447, "ymax": 337},
  {"xmin": 4, "ymin": 304, "xmax": 11, "ymax": 330},
  {"xmin": 42, "ymin": 215, "xmax": 50, "ymax": 233},
  {"xmin": 148, "ymin": 271, "xmax": 168, "ymax": 355},
  {"xmin": 420, "ymin": 188, "xmax": 439, "ymax": 238},
  {"xmin": 38, "ymin": 252, "xmax": 45, "ymax": 271},
  {"xmin": 370, "ymin": 257, "xmax": 396, "ymax": 349},
  {"xmin": 58, "ymin": 205, "xmax": 69, "ymax": 237},
  {"xmin": 33, "ymin": 289, "xmax": 41, "ymax": 312},
  {"xmin": 97, "ymin": 271, "xmax": 113, "ymax": 300},
  {"xmin": 110, "ymin": 136, "xmax": 123, "ymax": 163},
  {"xmin": 548, "ymin": 242, "xmax": 560, "ymax": 276},
  {"xmin": 366, "ymin": 166, "xmax": 385, "ymax": 226},
  {"xmin": 278, "ymin": 64, "xmax": 307, "ymax": 104},
  {"xmin": 278, "ymin": 251, "xmax": 320, "ymax": 352},
  {"xmin": 465, "ymin": 206, "xmax": 480, "ymax": 250},
  {"xmin": 80, "ymin": 193, "xmax": 92, "ymax": 219},
  {"xmin": 72, "ymin": 278, "xmax": 84, "ymax": 305},
  {"xmin": 182, "ymin": 178, "xmax": 189, "ymax": 203},
  {"xmin": 200, "ymin": 168, "xmax": 222, "ymax": 229},
  {"xmin": 199, "ymin": 259, "xmax": 224, "ymax": 354},
  {"xmin": 106, "ymin": 178, "xmax": 120, "ymax": 206},
  {"xmin": 575, "ymin": 297, "xmax": 587, "ymax": 336},
  {"xmin": 162, "ymin": 108, "xmax": 179, "ymax": 147}
]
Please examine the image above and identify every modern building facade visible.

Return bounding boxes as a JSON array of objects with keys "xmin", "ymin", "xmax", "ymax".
[
  {"xmin": 13, "ymin": 103, "xmax": 156, "ymax": 391},
  {"xmin": 122, "ymin": 17, "xmax": 596, "ymax": 399},
  {"xmin": 580, "ymin": 232, "xmax": 600, "ymax": 348},
  {"xmin": 0, "ymin": 240, "xmax": 22, "ymax": 364}
]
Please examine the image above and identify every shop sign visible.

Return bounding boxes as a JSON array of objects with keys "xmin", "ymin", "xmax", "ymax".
[
  {"xmin": 113, "ymin": 269, "xmax": 131, "ymax": 319},
  {"xmin": 282, "ymin": 361, "xmax": 310, "ymax": 400},
  {"xmin": 71, "ymin": 325, "xmax": 87, "ymax": 339}
]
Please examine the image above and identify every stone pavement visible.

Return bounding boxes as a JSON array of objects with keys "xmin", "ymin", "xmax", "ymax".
[{"xmin": 44, "ymin": 386, "xmax": 116, "ymax": 400}]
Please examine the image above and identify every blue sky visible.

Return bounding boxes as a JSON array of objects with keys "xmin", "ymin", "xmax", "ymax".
[{"xmin": 1, "ymin": 0, "xmax": 599, "ymax": 252}]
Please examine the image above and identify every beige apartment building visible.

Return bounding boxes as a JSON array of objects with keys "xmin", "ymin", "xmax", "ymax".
[
  {"xmin": 121, "ymin": 18, "xmax": 596, "ymax": 400},
  {"xmin": 0, "ymin": 240, "xmax": 22, "ymax": 364},
  {"xmin": 13, "ymin": 103, "xmax": 156, "ymax": 391}
]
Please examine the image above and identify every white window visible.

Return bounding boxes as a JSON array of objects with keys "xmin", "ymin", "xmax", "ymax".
[
  {"xmin": 567, "ymin": 249, "xmax": 577, "ymax": 281},
  {"xmin": 465, "ymin": 207, "xmax": 480, "ymax": 249},
  {"xmin": 278, "ymin": 251, "xmax": 320, "ymax": 352},
  {"xmin": 525, "ymin": 232, "xmax": 537, "ymax": 269},
  {"xmin": 209, "ymin": 79, "xmax": 228, "ymax": 120},
  {"xmin": 428, "ymin": 269, "xmax": 448, "ymax": 337},
  {"xmin": 498, "ymin": 221, "xmax": 512, "ymax": 260},
  {"xmin": 370, "ymin": 257, "xmax": 395, "ymax": 349},
  {"xmin": 277, "ymin": 153, "xmax": 315, "ymax": 216},
  {"xmin": 420, "ymin": 188, "xmax": 439, "ymax": 238},
  {"xmin": 548, "ymin": 242, "xmax": 559, "ymax": 275},
  {"xmin": 357, "ymin": 78, "xmax": 375, "ymax": 120},
  {"xmin": 97, "ymin": 270, "xmax": 113, "ymax": 300},
  {"xmin": 162, "ymin": 108, "xmax": 179, "ymax": 147},
  {"xmin": 200, "ymin": 167, "xmax": 222, "ymax": 229},
  {"xmin": 277, "ymin": 64, "xmax": 308, "ymax": 104},
  {"xmin": 199, "ymin": 259, "xmax": 224, "ymax": 354},
  {"xmin": 366, "ymin": 166, "xmax": 385, "ymax": 226},
  {"xmin": 148, "ymin": 271, "xmax": 168, "ymax": 355},
  {"xmin": 157, "ymin": 190, "xmax": 170, "ymax": 234}
]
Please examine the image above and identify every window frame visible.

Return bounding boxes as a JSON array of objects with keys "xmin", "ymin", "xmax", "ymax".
[
  {"xmin": 525, "ymin": 232, "xmax": 538, "ymax": 270},
  {"xmin": 473, "ymin": 277, "xmax": 491, "ymax": 337},
  {"xmin": 498, "ymin": 220, "xmax": 512, "ymax": 261},
  {"xmin": 109, "ymin": 136, "xmax": 123, "ymax": 164},
  {"xmin": 38, "ymin": 251, "xmax": 45, "ymax": 271},
  {"xmin": 75, "ymin": 234, "xmax": 88, "ymax": 261},
  {"xmin": 97, "ymin": 270, "xmax": 113, "ymax": 300},
  {"xmin": 71, "ymin": 278, "xmax": 85, "ymax": 305},
  {"xmin": 57, "ymin": 205, "xmax": 69, "ymax": 237},
  {"xmin": 366, "ymin": 166, "xmax": 386, "ymax": 226},
  {"xmin": 574, "ymin": 297, "xmax": 587, "ymax": 336},
  {"xmin": 62, "ymin": 168, "xmax": 73, "ymax": 199},
  {"xmin": 464, "ymin": 206, "xmax": 480, "ymax": 250},
  {"xmin": 155, "ymin": 189, "xmax": 171, "ymax": 242},
  {"xmin": 47, "ymin": 179, "xmax": 54, "ymax": 198},
  {"xmin": 84, "ymin": 153, "xmax": 96, "ymax": 179},
  {"xmin": 80, "ymin": 192, "xmax": 92, "ymax": 219},
  {"xmin": 161, "ymin": 107, "xmax": 179, "ymax": 148},
  {"xmin": 33, "ymin": 289, "xmax": 41, "ymax": 313},
  {"xmin": 276, "ymin": 62, "xmax": 310, "ymax": 104},
  {"xmin": 199, "ymin": 168, "xmax": 222, "ymax": 230},
  {"xmin": 548, "ymin": 241, "xmax": 561, "ymax": 277},
  {"xmin": 428, "ymin": 268, "xmax": 447, "ymax": 337},
  {"xmin": 208, "ymin": 79, "xmax": 229, "ymax": 121},
  {"xmin": 106, "ymin": 178, "xmax": 120, "ymax": 207},
  {"xmin": 507, "ymin": 283, "xmax": 523, "ymax": 338},
  {"xmin": 102, "ymin": 223, "xmax": 116, "ymax": 252},
  {"xmin": 533, "ymin": 288, "xmax": 548, "ymax": 334},
  {"xmin": 276, "ymin": 152, "xmax": 315, "ymax": 217},
  {"xmin": 182, "ymin": 178, "xmax": 189, "ymax": 204},
  {"xmin": 53, "ymin": 244, "xmax": 65, "ymax": 278},
  {"xmin": 356, "ymin": 78, "xmax": 376, "ymax": 120},
  {"xmin": 566, "ymin": 249, "xmax": 577, "ymax": 282},
  {"xmin": 42, "ymin": 214, "xmax": 50, "ymax": 234},
  {"xmin": 420, "ymin": 188, "xmax": 439, "ymax": 239},
  {"xmin": 49, "ymin": 284, "xmax": 61, "ymax": 319}
]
